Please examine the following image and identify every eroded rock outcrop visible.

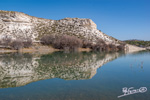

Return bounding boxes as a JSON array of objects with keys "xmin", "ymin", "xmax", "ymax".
[
  {"xmin": 0, "ymin": 10, "xmax": 119, "ymax": 44},
  {"xmin": 125, "ymin": 44, "xmax": 146, "ymax": 53}
]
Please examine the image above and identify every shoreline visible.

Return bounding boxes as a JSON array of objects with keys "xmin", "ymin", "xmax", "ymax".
[
  {"xmin": 126, "ymin": 44, "xmax": 146, "ymax": 53},
  {"xmin": 0, "ymin": 46, "xmax": 92, "ymax": 54},
  {"xmin": 0, "ymin": 44, "xmax": 147, "ymax": 54}
]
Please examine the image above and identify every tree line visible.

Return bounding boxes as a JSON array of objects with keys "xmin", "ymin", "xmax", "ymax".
[
  {"xmin": 124, "ymin": 40, "xmax": 150, "ymax": 47},
  {"xmin": 0, "ymin": 35, "xmax": 126, "ymax": 52}
]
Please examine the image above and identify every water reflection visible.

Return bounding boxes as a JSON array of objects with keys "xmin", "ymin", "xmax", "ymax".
[{"xmin": 0, "ymin": 52, "xmax": 122, "ymax": 88}]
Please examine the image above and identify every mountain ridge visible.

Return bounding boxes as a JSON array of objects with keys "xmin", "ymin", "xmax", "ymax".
[
  {"xmin": 0, "ymin": 10, "xmax": 146, "ymax": 52},
  {"xmin": 0, "ymin": 10, "xmax": 120, "ymax": 44}
]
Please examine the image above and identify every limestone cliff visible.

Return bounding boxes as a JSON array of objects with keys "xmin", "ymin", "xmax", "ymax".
[{"xmin": 0, "ymin": 10, "xmax": 120, "ymax": 44}]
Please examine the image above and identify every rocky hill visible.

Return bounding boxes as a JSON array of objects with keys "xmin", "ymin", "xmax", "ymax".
[{"xmin": 0, "ymin": 10, "xmax": 120, "ymax": 44}]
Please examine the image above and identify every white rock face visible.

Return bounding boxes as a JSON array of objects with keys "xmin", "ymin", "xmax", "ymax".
[
  {"xmin": 0, "ymin": 10, "xmax": 119, "ymax": 44},
  {"xmin": 125, "ymin": 44, "xmax": 146, "ymax": 53},
  {"xmin": 146, "ymin": 47, "xmax": 150, "ymax": 50}
]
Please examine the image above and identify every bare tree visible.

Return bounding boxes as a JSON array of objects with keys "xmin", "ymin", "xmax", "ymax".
[
  {"xmin": 90, "ymin": 39, "xmax": 107, "ymax": 51},
  {"xmin": 2, "ymin": 36, "xmax": 12, "ymax": 46},
  {"xmin": 108, "ymin": 44, "xmax": 117, "ymax": 51},
  {"xmin": 41, "ymin": 34, "xmax": 82, "ymax": 51},
  {"xmin": 11, "ymin": 40, "xmax": 23, "ymax": 50},
  {"xmin": 52, "ymin": 35, "xmax": 82, "ymax": 51},
  {"xmin": 40, "ymin": 35, "xmax": 55, "ymax": 45},
  {"xmin": 82, "ymin": 40, "xmax": 92, "ymax": 48},
  {"xmin": 117, "ymin": 43, "xmax": 125, "ymax": 51},
  {"xmin": 23, "ymin": 38, "xmax": 32, "ymax": 48}
]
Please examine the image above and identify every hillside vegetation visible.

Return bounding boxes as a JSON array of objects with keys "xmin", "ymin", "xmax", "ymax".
[{"xmin": 124, "ymin": 40, "xmax": 150, "ymax": 47}]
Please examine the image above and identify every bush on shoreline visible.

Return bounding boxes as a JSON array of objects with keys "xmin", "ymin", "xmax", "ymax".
[
  {"xmin": 40, "ymin": 34, "xmax": 126, "ymax": 52},
  {"xmin": 90, "ymin": 39, "xmax": 108, "ymax": 51},
  {"xmin": 40, "ymin": 35, "xmax": 55, "ymax": 45},
  {"xmin": 1, "ymin": 36, "xmax": 12, "ymax": 46},
  {"xmin": 23, "ymin": 38, "xmax": 32, "ymax": 48},
  {"xmin": 82, "ymin": 40, "xmax": 92, "ymax": 48},
  {"xmin": 41, "ymin": 35, "xmax": 82, "ymax": 51},
  {"xmin": 0, "ymin": 35, "xmax": 126, "ymax": 52},
  {"xmin": 0, "ymin": 37, "xmax": 33, "ymax": 50},
  {"xmin": 11, "ymin": 40, "xmax": 24, "ymax": 50}
]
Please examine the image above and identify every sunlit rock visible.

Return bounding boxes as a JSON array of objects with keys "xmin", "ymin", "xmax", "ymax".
[{"xmin": 0, "ymin": 10, "xmax": 119, "ymax": 44}]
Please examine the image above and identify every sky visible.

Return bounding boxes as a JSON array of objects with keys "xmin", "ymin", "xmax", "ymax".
[{"xmin": 0, "ymin": 0, "xmax": 150, "ymax": 40}]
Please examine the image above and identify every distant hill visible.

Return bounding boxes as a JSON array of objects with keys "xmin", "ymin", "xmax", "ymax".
[{"xmin": 124, "ymin": 40, "xmax": 150, "ymax": 47}]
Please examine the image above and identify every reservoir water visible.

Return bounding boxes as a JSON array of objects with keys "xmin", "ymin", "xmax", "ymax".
[{"xmin": 0, "ymin": 51, "xmax": 150, "ymax": 100}]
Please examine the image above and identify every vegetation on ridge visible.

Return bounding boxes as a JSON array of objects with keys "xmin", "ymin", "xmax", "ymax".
[{"xmin": 124, "ymin": 40, "xmax": 150, "ymax": 47}]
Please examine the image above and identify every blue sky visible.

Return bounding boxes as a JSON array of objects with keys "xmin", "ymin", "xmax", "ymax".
[{"xmin": 0, "ymin": 0, "xmax": 150, "ymax": 40}]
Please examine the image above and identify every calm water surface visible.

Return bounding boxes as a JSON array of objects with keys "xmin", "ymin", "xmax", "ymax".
[{"xmin": 0, "ymin": 51, "xmax": 150, "ymax": 100}]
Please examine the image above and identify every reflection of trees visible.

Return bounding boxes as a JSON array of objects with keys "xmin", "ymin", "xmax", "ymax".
[
  {"xmin": 36, "ymin": 52, "xmax": 99, "ymax": 80},
  {"xmin": 36, "ymin": 52, "xmax": 120, "ymax": 80},
  {"xmin": 0, "ymin": 53, "xmax": 32, "ymax": 65},
  {"xmin": 0, "ymin": 52, "xmax": 121, "ymax": 88}
]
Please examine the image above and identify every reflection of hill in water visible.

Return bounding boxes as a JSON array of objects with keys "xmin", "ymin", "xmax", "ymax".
[{"xmin": 0, "ymin": 52, "xmax": 122, "ymax": 88}]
